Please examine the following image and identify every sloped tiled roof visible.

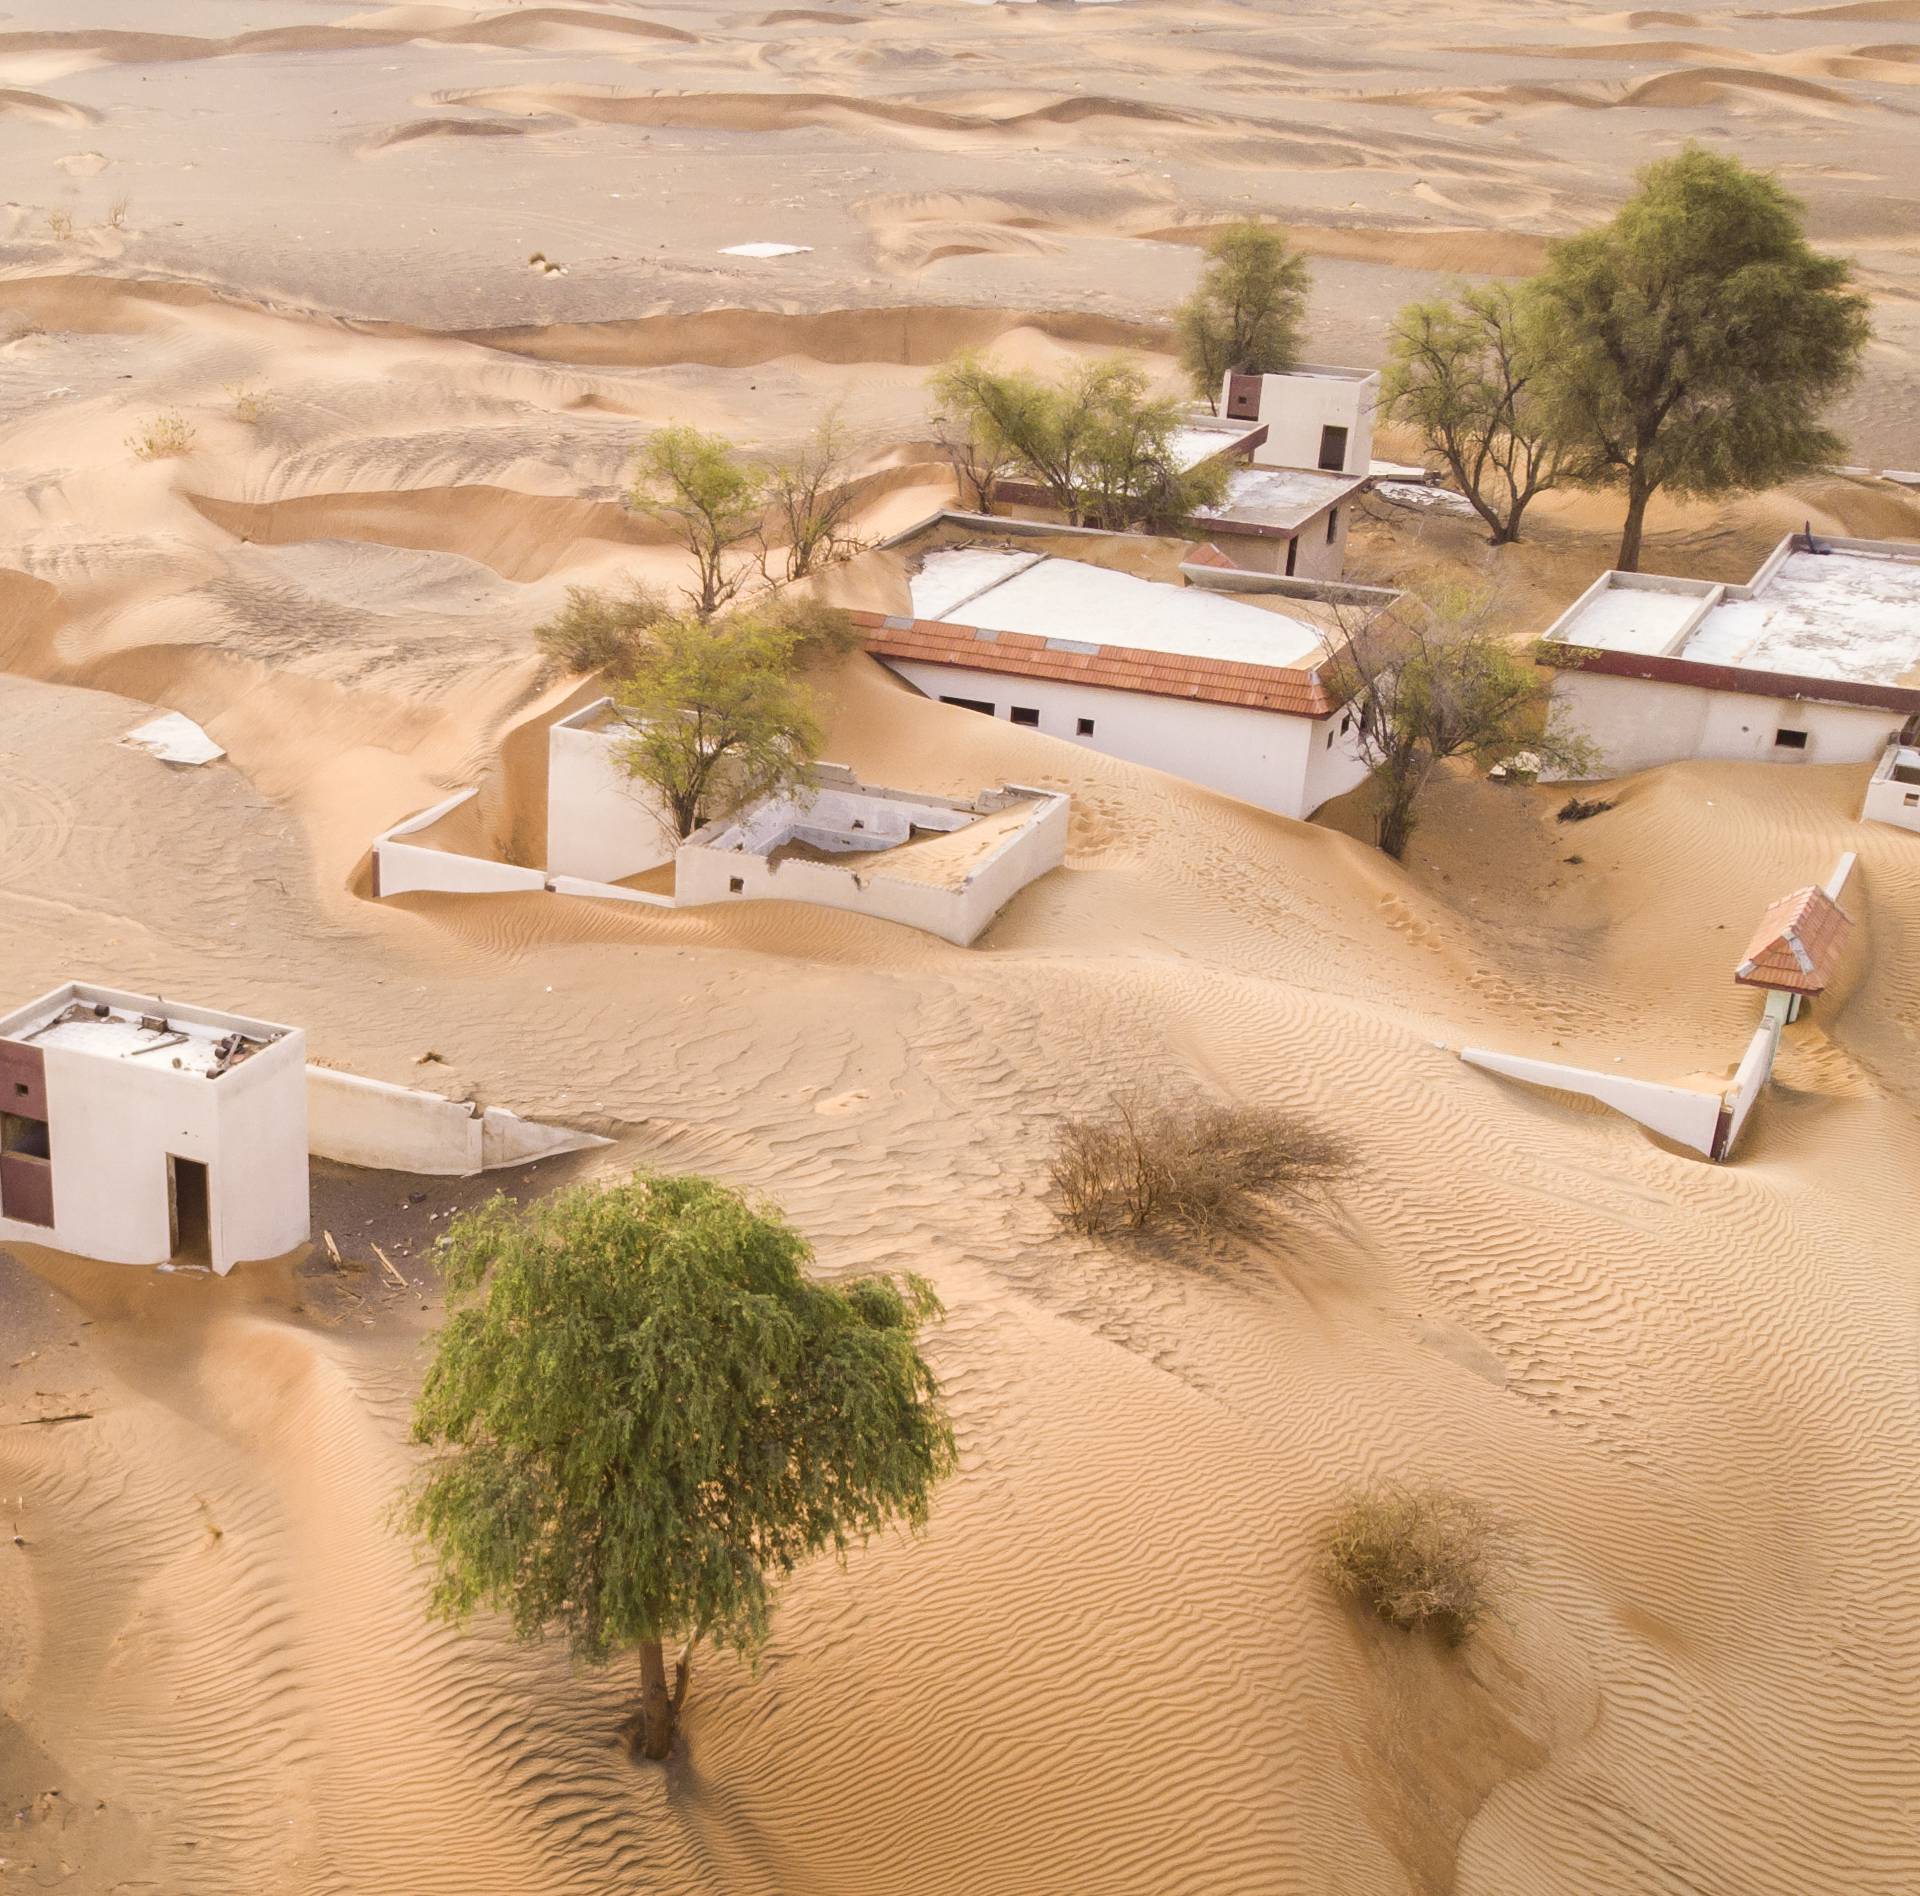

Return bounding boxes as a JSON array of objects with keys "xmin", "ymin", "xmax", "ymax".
[
  {"xmin": 1734, "ymin": 885, "xmax": 1852, "ymax": 995},
  {"xmin": 854, "ymin": 610, "xmax": 1341, "ymax": 718}
]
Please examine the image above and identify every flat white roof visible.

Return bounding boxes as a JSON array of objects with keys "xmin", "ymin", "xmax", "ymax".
[
  {"xmin": 910, "ymin": 548, "xmax": 1327, "ymax": 669},
  {"xmin": 1168, "ymin": 423, "xmax": 1248, "ymax": 471},
  {"xmin": 0, "ymin": 984, "xmax": 292, "ymax": 1078},
  {"xmin": 1547, "ymin": 540, "xmax": 1920, "ymax": 687},
  {"xmin": 1197, "ymin": 465, "xmax": 1363, "ymax": 533}
]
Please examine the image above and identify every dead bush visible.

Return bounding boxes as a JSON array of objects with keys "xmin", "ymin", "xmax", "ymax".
[
  {"xmin": 1050, "ymin": 1091, "xmax": 1348, "ymax": 1238},
  {"xmin": 534, "ymin": 580, "xmax": 668, "ymax": 677},
  {"xmin": 1323, "ymin": 1481, "xmax": 1511, "ymax": 1646},
  {"xmin": 1555, "ymin": 795, "xmax": 1613, "ymax": 823},
  {"xmin": 126, "ymin": 412, "xmax": 195, "ymax": 461}
]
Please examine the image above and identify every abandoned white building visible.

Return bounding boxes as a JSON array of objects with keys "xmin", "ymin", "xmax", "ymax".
[
  {"xmin": 0, "ymin": 982, "xmax": 309, "ymax": 1274},
  {"xmin": 372, "ymin": 709, "xmax": 1067, "ymax": 946},
  {"xmin": 859, "ymin": 546, "xmax": 1372, "ymax": 821},
  {"xmin": 1860, "ymin": 740, "xmax": 1920, "ymax": 834},
  {"xmin": 1221, "ymin": 364, "xmax": 1378, "ymax": 478},
  {"xmin": 1188, "ymin": 465, "xmax": 1369, "ymax": 581},
  {"xmin": 1539, "ymin": 534, "xmax": 1920, "ymax": 776}
]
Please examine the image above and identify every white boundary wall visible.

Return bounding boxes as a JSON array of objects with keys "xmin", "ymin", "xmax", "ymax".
[
  {"xmin": 374, "ymin": 790, "xmax": 547, "ymax": 899},
  {"xmin": 548, "ymin": 701, "xmax": 676, "ymax": 882},
  {"xmin": 675, "ymin": 778, "xmax": 1068, "ymax": 946},
  {"xmin": 1459, "ymin": 1048, "xmax": 1725, "ymax": 1157},
  {"xmin": 306, "ymin": 1068, "xmax": 608, "ymax": 1177}
]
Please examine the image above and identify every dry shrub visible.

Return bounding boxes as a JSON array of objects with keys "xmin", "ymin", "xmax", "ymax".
[
  {"xmin": 1555, "ymin": 795, "xmax": 1613, "ymax": 823},
  {"xmin": 126, "ymin": 413, "xmax": 195, "ymax": 460},
  {"xmin": 228, "ymin": 383, "xmax": 265, "ymax": 425},
  {"xmin": 1051, "ymin": 1091, "xmax": 1348, "ymax": 1238},
  {"xmin": 44, "ymin": 208, "xmax": 73, "ymax": 240},
  {"xmin": 534, "ymin": 579, "xmax": 668, "ymax": 676},
  {"xmin": 1324, "ymin": 1481, "xmax": 1511, "ymax": 1646}
]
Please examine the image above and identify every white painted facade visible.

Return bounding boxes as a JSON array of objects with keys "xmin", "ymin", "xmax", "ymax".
[
  {"xmin": 1860, "ymin": 743, "xmax": 1920, "ymax": 833},
  {"xmin": 306, "ymin": 1068, "xmax": 609, "ymax": 1177},
  {"xmin": 1547, "ymin": 668, "xmax": 1901, "ymax": 776},
  {"xmin": 1540, "ymin": 536, "xmax": 1920, "ymax": 778},
  {"xmin": 881, "ymin": 657, "xmax": 1370, "ymax": 821},
  {"xmin": 547, "ymin": 705, "xmax": 676, "ymax": 881},
  {"xmin": 1222, "ymin": 365, "xmax": 1378, "ymax": 477},
  {"xmin": 0, "ymin": 983, "xmax": 309, "ymax": 1275}
]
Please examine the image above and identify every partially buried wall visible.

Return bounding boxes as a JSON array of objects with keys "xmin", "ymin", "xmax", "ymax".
[{"xmin": 306, "ymin": 1068, "xmax": 608, "ymax": 1177}]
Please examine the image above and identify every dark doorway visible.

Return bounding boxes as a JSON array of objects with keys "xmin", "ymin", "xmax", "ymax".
[
  {"xmin": 1317, "ymin": 424, "xmax": 1349, "ymax": 471},
  {"xmin": 170, "ymin": 1157, "xmax": 210, "ymax": 1261}
]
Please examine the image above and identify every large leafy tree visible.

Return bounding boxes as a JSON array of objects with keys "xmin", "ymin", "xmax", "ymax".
[
  {"xmin": 1175, "ymin": 221, "xmax": 1311, "ymax": 408},
  {"xmin": 629, "ymin": 425, "xmax": 764, "ymax": 619},
  {"xmin": 612, "ymin": 606, "xmax": 820, "ymax": 840},
  {"xmin": 1382, "ymin": 284, "xmax": 1566, "ymax": 547},
  {"xmin": 406, "ymin": 1173, "xmax": 956, "ymax": 1760},
  {"xmin": 1527, "ymin": 147, "xmax": 1870, "ymax": 571},
  {"xmin": 928, "ymin": 353, "xmax": 1228, "ymax": 533},
  {"xmin": 1327, "ymin": 588, "xmax": 1595, "ymax": 860}
]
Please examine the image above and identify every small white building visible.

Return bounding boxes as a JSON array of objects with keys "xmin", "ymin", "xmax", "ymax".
[
  {"xmin": 1189, "ymin": 464, "xmax": 1369, "ymax": 581},
  {"xmin": 1538, "ymin": 534, "xmax": 1920, "ymax": 776},
  {"xmin": 0, "ymin": 983, "xmax": 309, "ymax": 1275},
  {"xmin": 374, "ymin": 713, "xmax": 1067, "ymax": 945},
  {"xmin": 1222, "ymin": 365, "xmax": 1378, "ymax": 478},
  {"xmin": 861, "ymin": 546, "xmax": 1373, "ymax": 821},
  {"xmin": 1861, "ymin": 741, "xmax": 1920, "ymax": 833}
]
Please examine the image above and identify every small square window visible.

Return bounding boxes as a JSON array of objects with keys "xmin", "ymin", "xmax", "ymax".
[
  {"xmin": 1774, "ymin": 728, "xmax": 1809, "ymax": 750},
  {"xmin": 1010, "ymin": 706, "xmax": 1039, "ymax": 727},
  {"xmin": 1904, "ymin": 792, "xmax": 1918, "ymax": 807},
  {"xmin": 12, "ymin": 1082, "xmax": 25, "ymax": 1099},
  {"xmin": 1076, "ymin": 716, "xmax": 1095, "ymax": 736},
  {"xmin": 728, "ymin": 876, "xmax": 744, "ymax": 894}
]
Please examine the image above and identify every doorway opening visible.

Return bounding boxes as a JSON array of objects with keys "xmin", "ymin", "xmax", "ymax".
[{"xmin": 169, "ymin": 1156, "xmax": 210, "ymax": 1262}]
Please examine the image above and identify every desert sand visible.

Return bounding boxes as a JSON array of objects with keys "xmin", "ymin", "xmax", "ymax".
[{"xmin": 0, "ymin": 2, "xmax": 1916, "ymax": 1892}]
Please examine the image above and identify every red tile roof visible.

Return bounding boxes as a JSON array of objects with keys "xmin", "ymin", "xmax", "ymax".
[
  {"xmin": 1734, "ymin": 885, "xmax": 1852, "ymax": 995},
  {"xmin": 852, "ymin": 610, "xmax": 1342, "ymax": 718}
]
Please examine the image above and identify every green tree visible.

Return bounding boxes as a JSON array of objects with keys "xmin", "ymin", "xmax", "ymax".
[
  {"xmin": 1175, "ymin": 221, "xmax": 1311, "ymax": 409},
  {"xmin": 406, "ymin": 1173, "xmax": 956, "ymax": 1760},
  {"xmin": 1382, "ymin": 284, "xmax": 1566, "ymax": 547},
  {"xmin": 1327, "ymin": 588, "xmax": 1595, "ymax": 860},
  {"xmin": 532, "ymin": 578, "xmax": 668, "ymax": 677},
  {"xmin": 928, "ymin": 353, "xmax": 1228, "ymax": 533},
  {"xmin": 630, "ymin": 426, "xmax": 764, "ymax": 619},
  {"xmin": 613, "ymin": 607, "xmax": 819, "ymax": 840},
  {"xmin": 1527, "ymin": 148, "xmax": 1870, "ymax": 571}
]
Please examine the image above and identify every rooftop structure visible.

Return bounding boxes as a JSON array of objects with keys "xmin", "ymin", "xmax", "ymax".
[
  {"xmin": 861, "ymin": 548, "xmax": 1372, "ymax": 821},
  {"xmin": 1222, "ymin": 364, "xmax": 1377, "ymax": 478},
  {"xmin": 1860, "ymin": 740, "xmax": 1920, "ymax": 833},
  {"xmin": 0, "ymin": 982, "xmax": 309, "ymax": 1273},
  {"xmin": 1735, "ymin": 885, "xmax": 1852, "ymax": 996},
  {"xmin": 1539, "ymin": 535, "xmax": 1920, "ymax": 777}
]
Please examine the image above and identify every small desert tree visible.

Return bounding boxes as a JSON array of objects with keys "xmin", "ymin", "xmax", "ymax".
[
  {"xmin": 928, "ymin": 353, "xmax": 1228, "ymax": 532},
  {"xmin": 407, "ymin": 1173, "xmax": 956, "ymax": 1759},
  {"xmin": 630, "ymin": 426, "xmax": 764, "ymax": 619},
  {"xmin": 930, "ymin": 402, "xmax": 1015, "ymax": 513},
  {"xmin": 1382, "ymin": 284, "xmax": 1566, "ymax": 547},
  {"xmin": 613, "ymin": 607, "xmax": 819, "ymax": 840},
  {"xmin": 759, "ymin": 410, "xmax": 868, "ymax": 583},
  {"xmin": 1528, "ymin": 147, "xmax": 1871, "ymax": 571},
  {"xmin": 1328, "ymin": 588, "xmax": 1593, "ymax": 860},
  {"xmin": 533, "ymin": 578, "xmax": 668, "ymax": 677},
  {"xmin": 1175, "ymin": 220, "xmax": 1311, "ymax": 409}
]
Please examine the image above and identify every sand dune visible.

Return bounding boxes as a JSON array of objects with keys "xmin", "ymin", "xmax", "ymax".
[{"xmin": 2, "ymin": 1, "xmax": 1918, "ymax": 1891}]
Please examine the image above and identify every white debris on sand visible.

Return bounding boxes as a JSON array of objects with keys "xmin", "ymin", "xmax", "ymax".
[
  {"xmin": 720, "ymin": 242, "xmax": 813, "ymax": 259},
  {"xmin": 1374, "ymin": 481, "xmax": 1477, "ymax": 516},
  {"xmin": 122, "ymin": 712, "xmax": 225, "ymax": 766}
]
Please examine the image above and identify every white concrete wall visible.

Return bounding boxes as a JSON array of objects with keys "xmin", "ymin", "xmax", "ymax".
[
  {"xmin": 307, "ymin": 1068, "xmax": 484, "ymax": 1175},
  {"xmin": 675, "ymin": 790, "xmax": 1067, "ymax": 946},
  {"xmin": 880, "ymin": 660, "xmax": 1369, "ymax": 820},
  {"xmin": 0, "ymin": 1027, "xmax": 308, "ymax": 1274},
  {"xmin": 1551, "ymin": 669, "xmax": 1899, "ymax": 777},
  {"xmin": 208, "ymin": 1032, "xmax": 310, "ymax": 1271},
  {"xmin": 1716, "ymin": 1017, "xmax": 1782, "ymax": 1160},
  {"xmin": 1460, "ymin": 1048, "xmax": 1724, "ymax": 1156},
  {"xmin": 1238, "ymin": 370, "xmax": 1377, "ymax": 475},
  {"xmin": 547, "ymin": 705, "xmax": 676, "ymax": 882},
  {"xmin": 374, "ymin": 789, "xmax": 548, "ymax": 899},
  {"xmin": 1860, "ymin": 744, "xmax": 1920, "ymax": 832},
  {"xmin": 1214, "ymin": 504, "xmax": 1349, "ymax": 582}
]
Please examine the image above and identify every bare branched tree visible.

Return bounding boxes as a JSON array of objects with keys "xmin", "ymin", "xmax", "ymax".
[{"xmin": 757, "ymin": 411, "xmax": 869, "ymax": 584}]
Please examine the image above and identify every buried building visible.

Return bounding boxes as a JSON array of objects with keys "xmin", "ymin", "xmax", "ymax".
[
  {"xmin": 0, "ymin": 982, "xmax": 309, "ymax": 1274},
  {"xmin": 370, "ymin": 702, "xmax": 1068, "ymax": 946},
  {"xmin": 1537, "ymin": 533, "xmax": 1920, "ymax": 776},
  {"xmin": 858, "ymin": 545, "xmax": 1375, "ymax": 821}
]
